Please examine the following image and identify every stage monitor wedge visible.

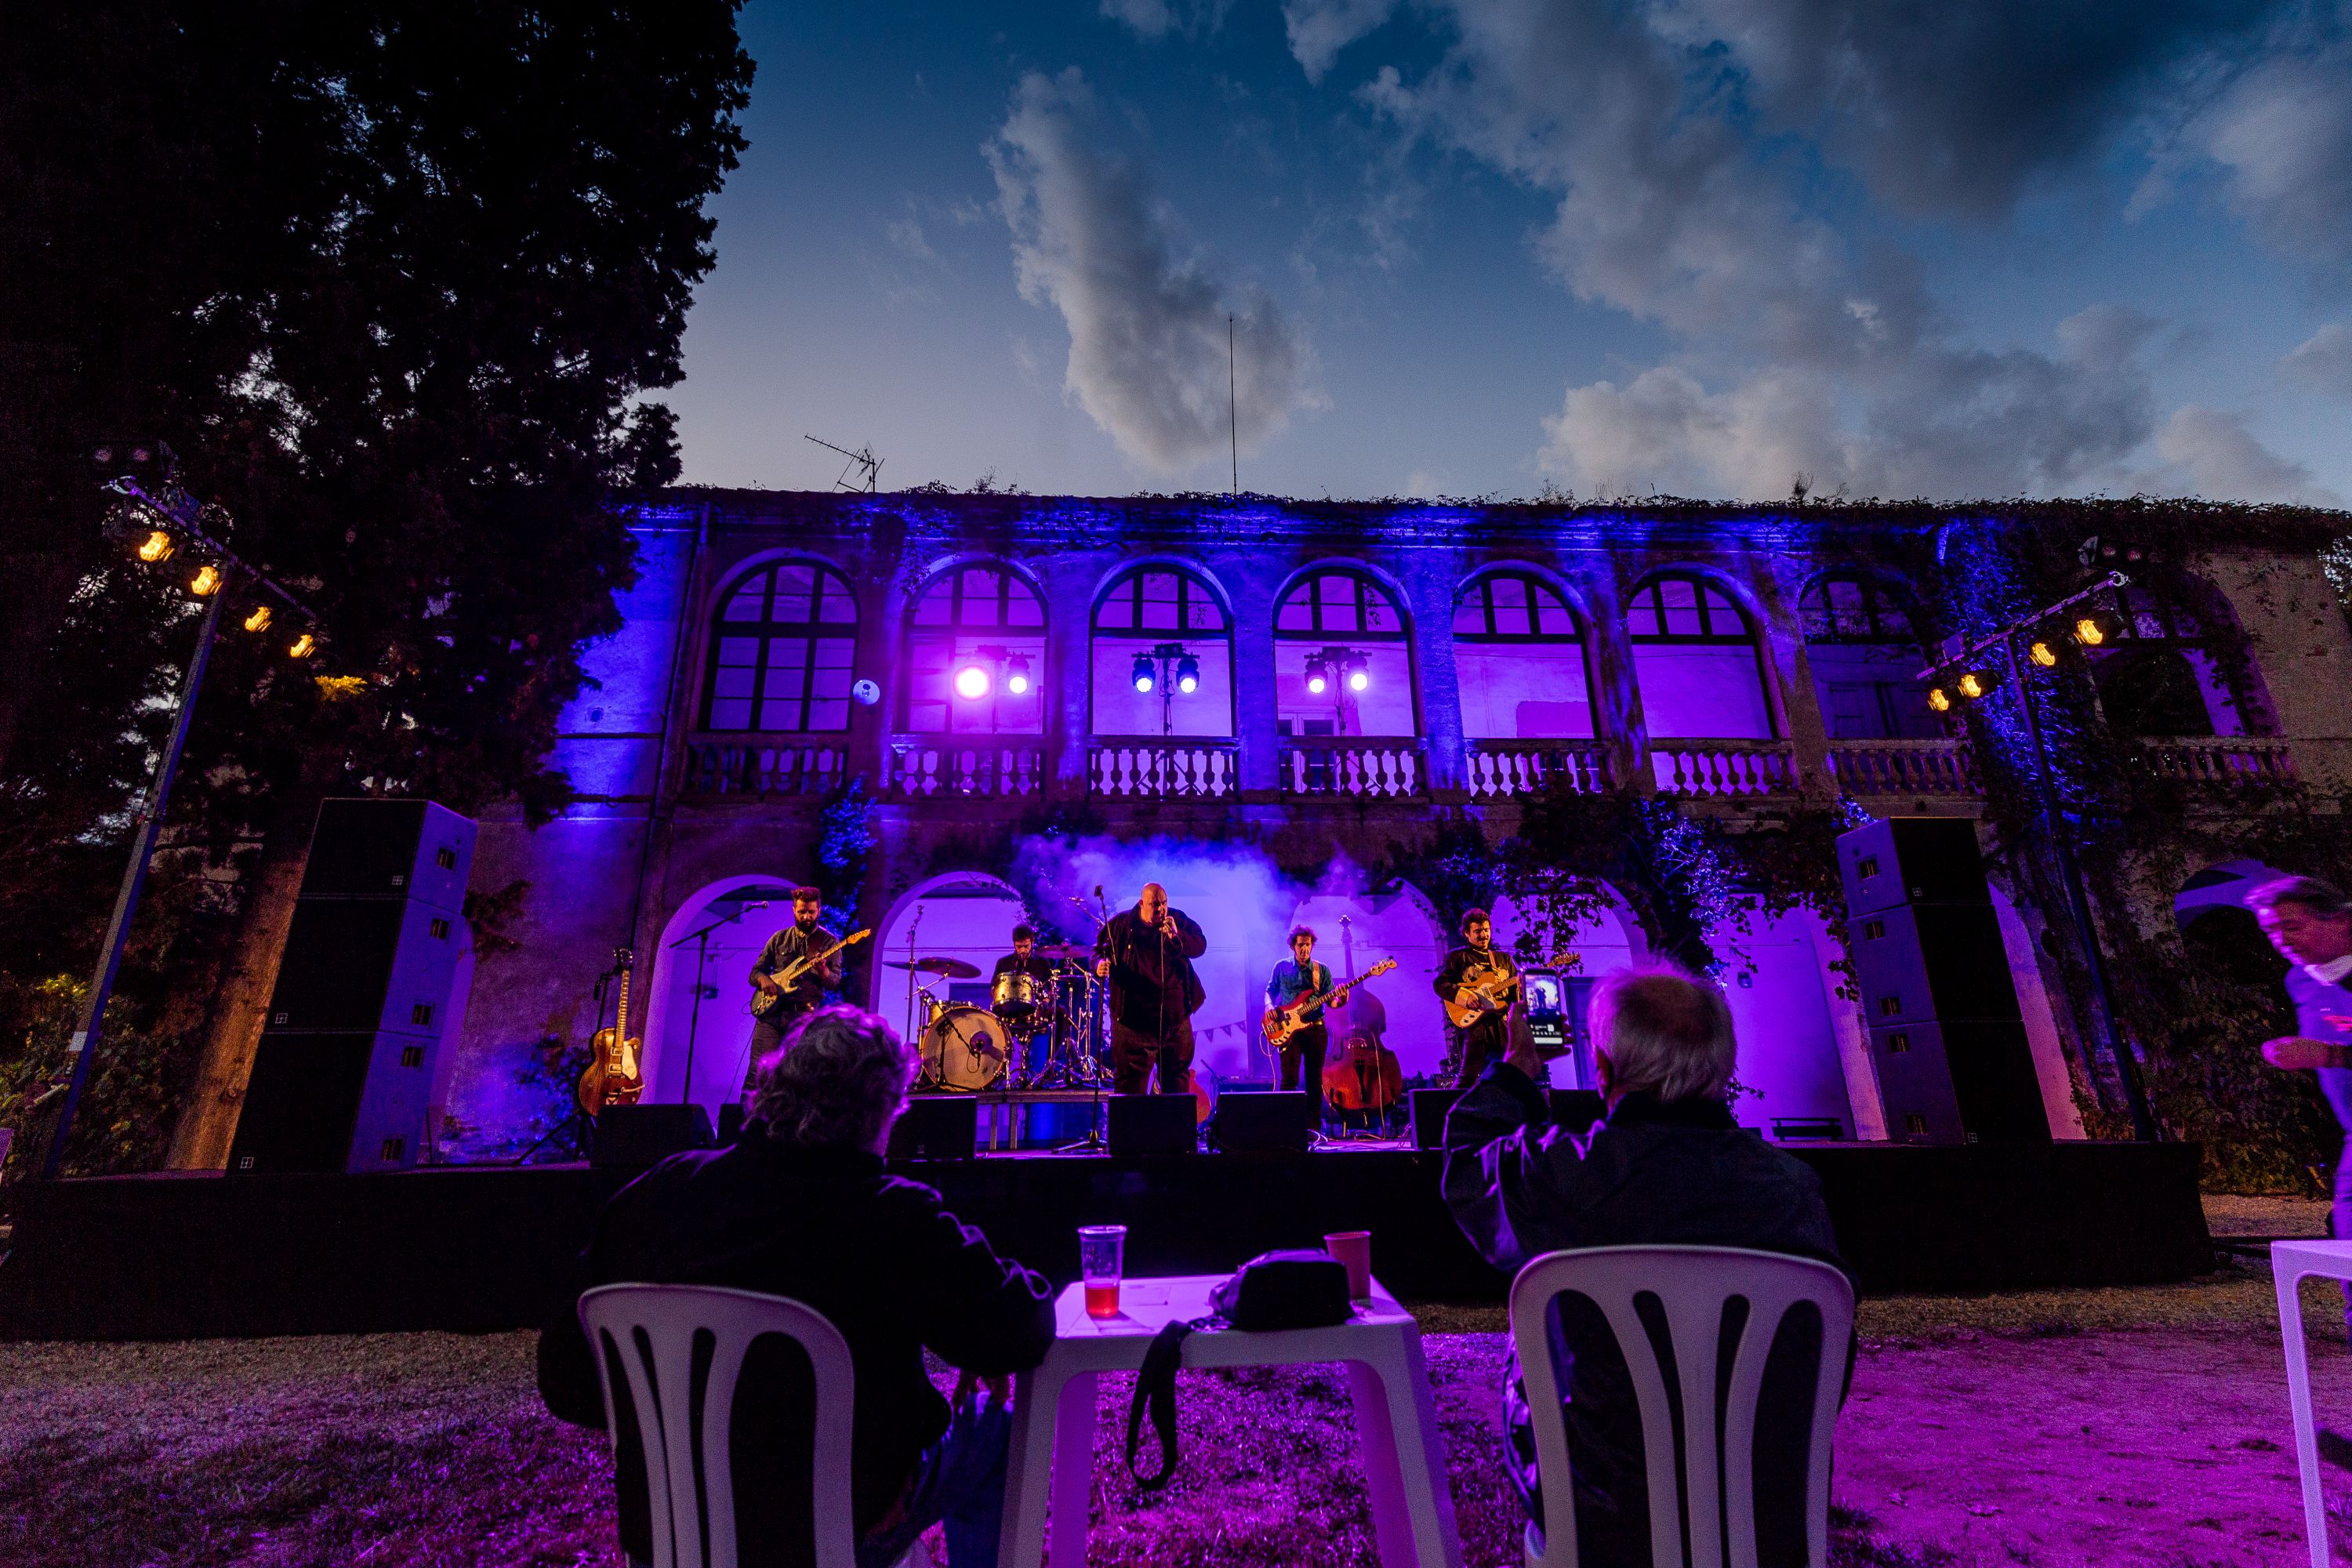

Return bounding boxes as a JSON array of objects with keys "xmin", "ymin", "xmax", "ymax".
[
  {"xmin": 1211, "ymin": 1091, "xmax": 1314, "ymax": 1152},
  {"xmin": 593, "ymin": 1104, "xmax": 715, "ymax": 1168},
  {"xmin": 1409, "ymin": 1087, "xmax": 1463, "ymax": 1151},
  {"xmin": 889, "ymin": 1096, "xmax": 979, "ymax": 1162},
  {"xmin": 1107, "ymin": 1093, "xmax": 1196, "ymax": 1156}
]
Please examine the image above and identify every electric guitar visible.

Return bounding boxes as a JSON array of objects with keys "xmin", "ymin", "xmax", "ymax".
[
  {"xmin": 575, "ymin": 948, "xmax": 644, "ymax": 1115},
  {"xmin": 1261, "ymin": 959, "xmax": 1397, "ymax": 1047},
  {"xmin": 1443, "ymin": 947, "xmax": 1577, "ymax": 1029},
  {"xmin": 749, "ymin": 927, "xmax": 872, "ymax": 1017}
]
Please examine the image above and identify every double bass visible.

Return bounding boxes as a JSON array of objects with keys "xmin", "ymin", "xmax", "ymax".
[{"xmin": 1315, "ymin": 960, "xmax": 1404, "ymax": 1116}]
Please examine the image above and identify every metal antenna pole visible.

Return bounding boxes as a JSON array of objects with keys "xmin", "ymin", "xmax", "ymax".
[
  {"xmin": 1228, "ymin": 314, "xmax": 1238, "ymax": 499},
  {"xmin": 40, "ymin": 585, "xmax": 230, "ymax": 1178}
]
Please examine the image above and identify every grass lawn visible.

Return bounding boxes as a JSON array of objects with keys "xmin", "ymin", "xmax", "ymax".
[{"xmin": 2, "ymin": 1196, "xmax": 2343, "ymax": 1567}]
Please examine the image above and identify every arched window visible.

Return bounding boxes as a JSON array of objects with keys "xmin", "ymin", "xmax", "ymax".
[
  {"xmin": 1798, "ymin": 574, "xmax": 1940, "ymax": 741},
  {"xmin": 702, "ymin": 560, "xmax": 858, "ymax": 732},
  {"xmin": 905, "ymin": 563, "xmax": 1045, "ymax": 735},
  {"xmin": 1452, "ymin": 571, "xmax": 1592, "ymax": 739},
  {"xmin": 1274, "ymin": 568, "xmax": 1415, "ymax": 737},
  {"xmin": 1626, "ymin": 573, "xmax": 1775, "ymax": 740},
  {"xmin": 1090, "ymin": 565, "xmax": 1233, "ymax": 737},
  {"xmin": 2090, "ymin": 579, "xmax": 2256, "ymax": 739}
]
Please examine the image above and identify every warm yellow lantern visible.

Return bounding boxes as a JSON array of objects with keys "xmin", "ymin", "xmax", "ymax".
[{"xmin": 190, "ymin": 564, "xmax": 221, "ymax": 596}]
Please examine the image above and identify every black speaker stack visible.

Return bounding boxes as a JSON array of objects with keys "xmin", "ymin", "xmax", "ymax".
[
  {"xmin": 1836, "ymin": 817, "xmax": 2051, "ymax": 1146},
  {"xmin": 227, "ymin": 800, "xmax": 477, "ymax": 1174}
]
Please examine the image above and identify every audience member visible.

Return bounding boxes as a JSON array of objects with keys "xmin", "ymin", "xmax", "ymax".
[
  {"xmin": 539, "ymin": 1004, "xmax": 1053, "ymax": 1568},
  {"xmin": 1443, "ymin": 962, "xmax": 1849, "ymax": 1566}
]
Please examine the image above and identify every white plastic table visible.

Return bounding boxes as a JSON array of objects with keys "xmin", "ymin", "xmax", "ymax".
[
  {"xmin": 999, "ymin": 1273, "xmax": 1463, "ymax": 1568},
  {"xmin": 2274, "ymin": 1238, "xmax": 2352, "ymax": 1567}
]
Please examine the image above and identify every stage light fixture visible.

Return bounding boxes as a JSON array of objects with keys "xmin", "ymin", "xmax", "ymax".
[
  {"xmin": 1305, "ymin": 655, "xmax": 1329, "ymax": 695},
  {"xmin": 1175, "ymin": 652, "xmax": 1200, "ymax": 695},
  {"xmin": 190, "ymin": 564, "xmax": 222, "ymax": 596},
  {"xmin": 1347, "ymin": 664, "xmax": 1370, "ymax": 693},
  {"xmin": 1955, "ymin": 670, "xmax": 1991, "ymax": 700},
  {"xmin": 243, "ymin": 605, "xmax": 272, "ymax": 633},
  {"xmin": 2029, "ymin": 640, "xmax": 2059, "ymax": 668},
  {"xmin": 2071, "ymin": 608, "xmax": 2121, "ymax": 648},
  {"xmin": 1004, "ymin": 655, "xmax": 1032, "ymax": 696},
  {"xmin": 1131, "ymin": 652, "xmax": 1155, "ymax": 693},
  {"xmin": 136, "ymin": 528, "xmax": 175, "ymax": 564},
  {"xmin": 953, "ymin": 662, "xmax": 991, "ymax": 700},
  {"xmin": 288, "ymin": 632, "xmax": 318, "ymax": 659},
  {"xmin": 1926, "ymin": 687, "xmax": 1952, "ymax": 713}
]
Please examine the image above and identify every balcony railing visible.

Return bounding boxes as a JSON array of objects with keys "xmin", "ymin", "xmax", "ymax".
[
  {"xmin": 2134, "ymin": 737, "xmax": 2296, "ymax": 789},
  {"xmin": 1828, "ymin": 739, "xmax": 1980, "ymax": 797},
  {"xmin": 887, "ymin": 738, "xmax": 1046, "ymax": 800},
  {"xmin": 1651, "ymin": 742, "xmax": 1797, "ymax": 798},
  {"xmin": 1089, "ymin": 739, "xmax": 1237, "ymax": 799},
  {"xmin": 684, "ymin": 737, "xmax": 848, "ymax": 797},
  {"xmin": 1464, "ymin": 740, "xmax": 1614, "ymax": 799},
  {"xmin": 1280, "ymin": 736, "xmax": 1426, "ymax": 799}
]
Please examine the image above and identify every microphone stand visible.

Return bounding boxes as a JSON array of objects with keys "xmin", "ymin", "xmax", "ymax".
[{"xmin": 671, "ymin": 901, "xmax": 764, "ymax": 1115}]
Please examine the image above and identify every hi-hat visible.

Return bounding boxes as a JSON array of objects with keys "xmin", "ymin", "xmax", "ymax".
[{"xmin": 884, "ymin": 955, "xmax": 982, "ymax": 978}]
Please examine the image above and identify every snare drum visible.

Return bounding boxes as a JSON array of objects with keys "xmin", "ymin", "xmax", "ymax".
[
  {"xmin": 990, "ymin": 969, "xmax": 1041, "ymax": 1022},
  {"xmin": 920, "ymin": 1004, "xmax": 1011, "ymax": 1091}
]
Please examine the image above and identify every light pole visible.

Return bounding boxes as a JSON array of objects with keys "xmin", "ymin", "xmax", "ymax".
[
  {"xmin": 1922, "ymin": 570, "xmax": 2160, "ymax": 1143},
  {"xmin": 34, "ymin": 458, "xmax": 325, "ymax": 1178}
]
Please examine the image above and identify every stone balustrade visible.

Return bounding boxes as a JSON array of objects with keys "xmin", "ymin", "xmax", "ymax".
[
  {"xmin": 1087, "ymin": 739, "xmax": 1238, "ymax": 798},
  {"xmin": 1279, "ymin": 737, "xmax": 1426, "ymax": 798},
  {"xmin": 1650, "ymin": 742, "xmax": 1797, "ymax": 798},
  {"xmin": 1463, "ymin": 740, "xmax": 1614, "ymax": 799},
  {"xmin": 1828, "ymin": 739, "xmax": 1980, "ymax": 797}
]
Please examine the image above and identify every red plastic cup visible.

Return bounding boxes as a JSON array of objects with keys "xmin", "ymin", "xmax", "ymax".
[
  {"xmin": 1325, "ymin": 1230, "xmax": 1372, "ymax": 1299},
  {"xmin": 1080, "ymin": 1225, "xmax": 1126, "ymax": 1318}
]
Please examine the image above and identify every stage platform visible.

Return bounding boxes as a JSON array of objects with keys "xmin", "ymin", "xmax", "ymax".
[{"xmin": 0, "ymin": 1139, "xmax": 2214, "ymax": 1341}]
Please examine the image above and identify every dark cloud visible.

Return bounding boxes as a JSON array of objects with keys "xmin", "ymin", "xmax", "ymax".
[{"xmin": 986, "ymin": 70, "xmax": 1325, "ymax": 474}]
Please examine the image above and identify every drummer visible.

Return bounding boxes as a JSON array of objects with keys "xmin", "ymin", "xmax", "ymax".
[{"xmin": 992, "ymin": 925, "xmax": 1062, "ymax": 1073}]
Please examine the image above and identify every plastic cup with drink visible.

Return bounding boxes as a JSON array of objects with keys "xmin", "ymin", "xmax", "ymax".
[
  {"xmin": 1324, "ymin": 1230, "xmax": 1372, "ymax": 1300},
  {"xmin": 1079, "ymin": 1224, "xmax": 1127, "ymax": 1318}
]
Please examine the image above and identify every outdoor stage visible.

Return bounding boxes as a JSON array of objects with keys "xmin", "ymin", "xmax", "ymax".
[{"xmin": 0, "ymin": 1137, "xmax": 2212, "ymax": 1341}]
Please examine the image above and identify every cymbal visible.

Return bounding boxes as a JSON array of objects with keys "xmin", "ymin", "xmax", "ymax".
[
  {"xmin": 884, "ymin": 956, "xmax": 984, "ymax": 978},
  {"xmin": 1033, "ymin": 942, "xmax": 1093, "ymax": 962}
]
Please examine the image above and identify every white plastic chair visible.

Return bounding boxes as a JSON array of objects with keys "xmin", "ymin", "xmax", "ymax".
[
  {"xmin": 578, "ymin": 1283, "xmax": 932, "ymax": 1568},
  {"xmin": 1508, "ymin": 1246, "xmax": 1854, "ymax": 1568}
]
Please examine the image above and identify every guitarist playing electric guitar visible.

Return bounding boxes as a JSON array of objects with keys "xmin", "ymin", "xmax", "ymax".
[
  {"xmin": 742, "ymin": 887, "xmax": 870, "ymax": 1093},
  {"xmin": 1435, "ymin": 906, "xmax": 1523, "ymax": 1088}
]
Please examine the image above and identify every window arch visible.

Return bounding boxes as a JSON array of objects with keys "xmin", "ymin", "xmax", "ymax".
[
  {"xmin": 1626, "ymin": 572, "xmax": 1775, "ymax": 740},
  {"xmin": 905, "ymin": 561, "xmax": 1046, "ymax": 735},
  {"xmin": 1452, "ymin": 569, "xmax": 1593, "ymax": 739},
  {"xmin": 1798, "ymin": 573, "xmax": 1941, "ymax": 740},
  {"xmin": 2089, "ymin": 576, "xmax": 2263, "ymax": 739},
  {"xmin": 1274, "ymin": 567, "xmax": 1416, "ymax": 737},
  {"xmin": 702, "ymin": 559, "xmax": 858, "ymax": 733},
  {"xmin": 1089, "ymin": 564, "xmax": 1234, "ymax": 737}
]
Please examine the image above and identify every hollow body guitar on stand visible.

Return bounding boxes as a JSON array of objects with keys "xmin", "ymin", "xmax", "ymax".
[
  {"xmin": 749, "ymin": 928, "xmax": 872, "ymax": 1018},
  {"xmin": 575, "ymin": 948, "xmax": 644, "ymax": 1116}
]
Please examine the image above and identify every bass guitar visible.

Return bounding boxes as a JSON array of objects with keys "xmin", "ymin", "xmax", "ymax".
[
  {"xmin": 1443, "ymin": 948, "xmax": 1577, "ymax": 1029},
  {"xmin": 750, "ymin": 927, "xmax": 872, "ymax": 1017},
  {"xmin": 1261, "ymin": 958, "xmax": 1397, "ymax": 1047},
  {"xmin": 575, "ymin": 948, "xmax": 644, "ymax": 1116}
]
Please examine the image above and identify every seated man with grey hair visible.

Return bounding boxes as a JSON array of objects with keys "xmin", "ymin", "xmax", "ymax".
[
  {"xmin": 1443, "ymin": 961, "xmax": 1849, "ymax": 1568},
  {"xmin": 539, "ymin": 1004, "xmax": 1054, "ymax": 1568}
]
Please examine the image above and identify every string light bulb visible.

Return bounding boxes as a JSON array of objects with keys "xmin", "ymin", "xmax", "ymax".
[
  {"xmin": 137, "ymin": 529, "xmax": 176, "ymax": 564},
  {"xmin": 1956, "ymin": 670, "xmax": 1989, "ymax": 700},
  {"xmin": 288, "ymin": 632, "xmax": 317, "ymax": 659},
  {"xmin": 2029, "ymin": 640, "xmax": 2059, "ymax": 668},
  {"xmin": 243, "ymin": 605, "xmax": 273, "ymax": 633},
  {"xmin": 1926, "ymin": 688, "xmax": 1952, "ymax": 713},
  {"xmin": 190, "ymin": 564, "xmax": 221, "ymax": 596}
]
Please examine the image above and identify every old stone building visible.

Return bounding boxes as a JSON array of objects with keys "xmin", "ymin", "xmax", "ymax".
[{"xmin": 434, "ymin": 491, "xmax": 2352, "ymax": 1159}]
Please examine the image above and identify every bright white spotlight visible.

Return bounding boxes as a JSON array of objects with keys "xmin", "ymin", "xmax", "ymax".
[
  {"xmin": 954, "ymin": 664, "xmax": 991, "ymax": 700},
  {"xmin": 1347, "ymin": 666, "xmax": 1370, "ymax": 693},
  {"xmin": 1305, "ymin": 656, "xmax": 1328, "ymax": 695},
  {"xmin": 1175, "ymin": 652, "xmax": 1200, "ymax": 695},
  {"xmin": 1004, "ymin": 656, "xmax": 1031, "ymax": 695},
  {"xmin": 1131, "ymin": 652, "xmax": 1155, "ymax": 693}
]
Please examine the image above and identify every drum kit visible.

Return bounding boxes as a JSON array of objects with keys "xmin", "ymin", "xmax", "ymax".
[{"xmin": 889, "ymin": 942, "xmax": 1108, "ymax": 1093}]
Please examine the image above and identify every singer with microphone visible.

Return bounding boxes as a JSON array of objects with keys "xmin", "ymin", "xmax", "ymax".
[{"xmin": 1093, "ymin": 883, "xmax": 1207, "ymax": 1095}]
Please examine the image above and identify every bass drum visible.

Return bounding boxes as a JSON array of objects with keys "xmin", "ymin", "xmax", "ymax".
[{"xmin": 920, "ymin": 1004, "xmax": 1011, "ymax": 1091}]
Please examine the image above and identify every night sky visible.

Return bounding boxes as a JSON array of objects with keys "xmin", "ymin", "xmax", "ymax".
[{"xmin": 665, "ymin": 1, "xmax": 2352, "ymax": 504}]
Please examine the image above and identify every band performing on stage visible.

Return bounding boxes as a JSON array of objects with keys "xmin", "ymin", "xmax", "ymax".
[{"xmin": 735, "ymin": 884, "xmax": 1574, "ymax": 1123}]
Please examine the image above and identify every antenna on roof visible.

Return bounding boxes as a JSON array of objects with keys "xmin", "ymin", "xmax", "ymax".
[
  {"xmin": 1228, "ymin": 314, "xmax": 1239, "ymax": 500},
  {"xmin": 804, "ymin": 435, "xmax": 882, "ymax": 494}
]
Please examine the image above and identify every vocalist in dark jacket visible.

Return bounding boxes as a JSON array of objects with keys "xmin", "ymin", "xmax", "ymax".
[{"xmin": 1093, "ymin": 881, "xmax": 1207, "ymax": 1094}]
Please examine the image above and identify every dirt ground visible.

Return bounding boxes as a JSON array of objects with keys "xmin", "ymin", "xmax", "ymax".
[{"xmin": 3, "ymin": 1194, "xmax": 2349, "ymax": 1567}]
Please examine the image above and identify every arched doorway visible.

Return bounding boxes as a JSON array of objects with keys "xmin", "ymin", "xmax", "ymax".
[
  {"xmin": 1277, "ymin": 883, "xmax": 1454, "ymax": 1084},
  {"xmin": 641, "ymin": 877, "xmax": 805, "ymax": 1116},
  {"xmin": 871, "ymin": 873, "xmax": 1033, "ymax": 1051}
]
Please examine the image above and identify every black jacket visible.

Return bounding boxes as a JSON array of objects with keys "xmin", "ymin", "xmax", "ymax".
[
  {"xmin": 538, "ymin": 1134, "xmax": 1054, "ymax": 1565},
  {"xmin": 1094, "ymin": 907, "xmax": 1207, "ymax": 1033},
  {"xmin": 1442, "ymin": 1065, "xmax": 1849, "ymax": 1566}
]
